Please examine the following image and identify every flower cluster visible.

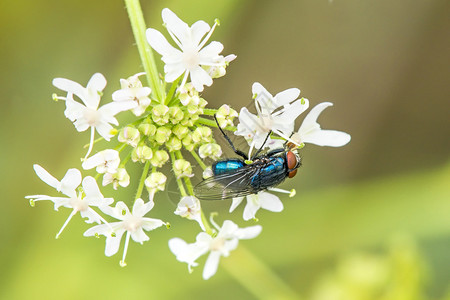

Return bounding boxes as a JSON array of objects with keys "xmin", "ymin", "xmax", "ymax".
[{"xmin": 26, "ymin": 7, "xmax": 350, "ymax": 279}]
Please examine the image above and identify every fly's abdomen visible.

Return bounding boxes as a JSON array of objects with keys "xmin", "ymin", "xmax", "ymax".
[
  {"xmin": 250, "ymin": 157, "xmax": 287, "ymax": 190},
  {"xmin": 213, "ymin": 159, "xmax": 245, "ymax": 175}
]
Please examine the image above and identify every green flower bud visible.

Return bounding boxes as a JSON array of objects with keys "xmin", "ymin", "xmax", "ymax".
[
  {"xmin": 192, "ymin": 126, "xmax": 212, "ymax": 143},
  {"xmin": 150, "ymin": 150, "xmax": 169, "ymax": 168},
  {"xmin": 198, "ymin": 98, "xmax": 208, "ymax": 108},
  {"xmin": 131, "ymin": 145, "xmax": 153, "ymax": 163},
  {"xmin": 138, "ymin": 123, "xmax": 157, "ymax": 137},
  {"xmin": 187, "ymin": 104, "xmax": 200, "ymax": 115},
  {"xmin": 152, "ymin": 104, "xmax": 170, "ymax": 125},
  {"xmin": 173, "ymin": 159, "xmax": 193, "ymax": 179},
  {"xmin": 178, "ymin": 83, "xmax": 200, "ymax": 106},
  {"xmin": 155, "ymin": 126, "xmax": 172, "ymax": 144},
  {"xmin": 181, "ymin": 134, "xmax": 195, "ymax": 151},
  {"xmin": 169, "ymin": 106, "xmax": 184, "ymax": 124},
  {"xmin": 216, "ymin": 104, "xmax": 238, "ymax": 128},
  {"xmin": 166, "ymin": 136, "xmax": 182, "ymax": 152},
  {"xmin": 118, "ymin": 126, "xmax": 140, "ymax": 147},
  {"xmin": 199, "ymin": 143, "xmax": 222, "ymax": 160},
  {"xmin": 144, "ymin": 171, "xmax": 167, "ymax": 193},
  {"xmin": 172, "ymin": 124, "xmax": 189, "ymax": 139}
]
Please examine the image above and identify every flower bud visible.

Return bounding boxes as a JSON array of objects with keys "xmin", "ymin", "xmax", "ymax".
[
  {"xmin": 169, "ymin": 106, "xmax": 184, "ymax": 124},
  {"xmin": 178, "ymin": 83, "xmax": 200, "ymax": 106},
  {"xmin": 182, "ymin": 135, "xmax": 195, "ymax": 151},
  {"xmin": 102, "ymin": 167, "xmax": 130, "ymax": 190},
  {"xmin": 192, "ymin": 126, "xmax": 212, "ymax": 143},
  {"xmin": 166, "ymin": 136, "xmax": 182, "ymax": 152},
  {"xmin": 150, "ymin": 150, "xmax": 169, "ymax": 168},
  {"xmin": 216, "ymin": 104, "xmax": 238, "ymax": 128},
  {"xmin": 145, "ymin": 171, "xmax": 167, "ymax": 193},
  {"xmin": 118, "ymin": 126, "xmax": 140, "ymax": 147},
  {"xmin": 131, "ymin": 145, "xmax": 153, "ymax": 163},
  {"xmin": 172, "ymin": 124, "xmax": 189, "ymax": 139},
  {"xmin": 155, "ymin": 126, "xmax": 172, "ymax": 144},
  {"xmin": 138, "ymin": 123, "xmax": 157, "ymax": 137},
  {"xmin": 199, "ymin": 143, "xmax": 222, "ymax": 160},
  {"xmin": 152, "ymin": 104, "xmax": 170, "ymax": 125},
  {"xmin": 173, "ymin": 159, "xmax": 194, "ymax": 179}
]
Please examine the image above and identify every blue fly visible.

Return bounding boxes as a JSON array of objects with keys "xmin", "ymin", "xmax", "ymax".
[{"xmin": 194, "ymin": 115, "xmax": 301, "ymax": 200}]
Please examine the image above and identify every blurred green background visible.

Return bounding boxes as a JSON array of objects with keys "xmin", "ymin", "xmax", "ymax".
[{"xmin": 1, "ymin": 0, "xmax": 449, "ymax": 299}]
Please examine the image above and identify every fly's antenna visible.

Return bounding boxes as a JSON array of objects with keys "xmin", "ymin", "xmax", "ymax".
[
  {"xmin": 251, "ymin": 130, "xmax": 272, "ymax": 160},
  {"xmin": 213, "ymin": 114, "xmax": 248, "ymax": 160}
]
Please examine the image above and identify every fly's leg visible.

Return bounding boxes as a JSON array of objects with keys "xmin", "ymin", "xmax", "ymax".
[{"xmin": 214, "ymin": 114, "xmax": 248, "ymax": 160}]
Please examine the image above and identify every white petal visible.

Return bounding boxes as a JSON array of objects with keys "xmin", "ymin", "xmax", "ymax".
[
  {"xmin": 59, "ymin": 168, "xmax": 82, "ymax": 197},
  {"xmin": 303, "ymin": 129, "xmax": 351, "ymax": 147},
  {"xmin": 33, "ymin": 164, "xmax": 59, "ymax": 189},
  {"xmin": 141, "ymin": 218, "xmax": 165, "ymax": 231},
  {"xmin": 162, "ymin": 8, "xmax": 191, "ymax": 46},
  {"xmin": 298, "ymin": 102, "xmax": 331, "ymax": 135},
  {"xmin": 274, "ymin": 88, "xmax": 300, "ymax": 105},
  {"xmin": 131, "ymin": 228, "xmax": 150, "ymax": 244},
  {"xmin": 112, "ymin": 89, "xmax": 134, "ymax": 101},
  {"xmin": 219, "ymin": 220, "xmax": 239, "ymax": 237},
  {"xmin": 203, "ymin": 251, "xmax": 221, "ymax": 280},
  {"xmin": 146, "ymin": 28, "xmax": 181, "ymax": 57},
  {"xmin": 53, "ymin": 78, "xmax": 88, "ymax": 101},
  {"xmin": 190, "ymin": 66, "xmax": 212, "ymax": 91},
  {"xmin": 243, "ymin": 199, "xmax": 260, "ymax": 221},
  {"xmin": 164, "ymin": 63, "xmax": 186, "ymax": 82},
  {"xmin": 87, "ymin": 73, "xmax": 107, "ymax": 92},
  {"xmin": 258, "ymin": 192, "xmax": 284, "ymax": 212},
  {"xmin": 105, "ymin": 230, "xmax": 125, "ymax": 256},
  {"xmin": 191, "ymin": 20, "xmax": 210, "ymax": 45},
  {"xmin": 79, "ymin": 208, "xmax": 102, "ymax": 224},
  {"xmin": 64, "ymin": 94, "xmax": 86, "ymax": 122},
  {"xmin": 199, "ymin": 41, "xmax": 223, "ymax": 63},
  {"xmin": 132, "ymin": 198, "xmax": 154, "ymax": 216},
  {"xmin": 229, "ymin": 197, "xmax": 244, "ymax": 213},
  {"xmin": 234, "ymin": 225, "xmax": 262, "ymax": 240}
]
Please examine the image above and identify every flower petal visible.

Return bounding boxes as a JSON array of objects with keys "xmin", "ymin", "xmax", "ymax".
[
  {"xmin": 190, "ymin": 66, "xmax": 212, "ymax": 91},
  {"xmin": 191, "ymin": 20, "xmax": 210, "ymax": 45},
  {"xmin": 33, "ymin": 164, "xmax": 59, "ymax": 190},
  {"xmin": 302, "ymin": 129, "xmax": 351, "ymax": 147},
  {"xmin": 203, "ymin": 251, "xmax": 221, "ymax": 280},
  {"xmin": 59, "ymin": 168, "xmax": 82, "ymax": 197},
  {"xmin": 86, "ymin": 73, "xmax": 107, "ymax": 92},
  {"xmin": 131, "ymin": 228, "xmax": 150, "ymax": 244},
  {"xmin": 146, "ymin": 28, "xmax": 182, "ymax": 58},
  {"xmin": 229, "ymin": 197, "xmax": 244, "ymax": 213},
  {"xmin": 258, "ymin": 192, "xmax": 283, "ymax": 212},
  {"xmin": 234, "ymin": 225, "xmax": 262, "ymax": 240},
  {"xmin": 274, "ymin": 88, "xmax": 301, "ymax": 106},
  {"xmin": 162, "ymin": 8, "xmax": 191, "ymax": 46},
  {"xmin": 53, "ymin": 78, "xmax": 88, "ymax": 101}
]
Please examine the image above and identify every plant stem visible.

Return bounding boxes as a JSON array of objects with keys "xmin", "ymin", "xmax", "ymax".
[
  {"xmin": 135, "ymin": 160, "xmax": 150, "ymax": 201},
  {"xmin": 124, "ymin": 0, "xmax": 164, "ymax": 102},
  {"xmin": 196, "ymin": 117, "xmax": 237, "ymax": 132}
]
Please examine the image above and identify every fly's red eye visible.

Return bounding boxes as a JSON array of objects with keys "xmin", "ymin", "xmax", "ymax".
[
  {"xmin": 286, "ymin": 151, "xmax": 298, "ymax": 171},
  {"xmin": 288, "ymin": 169, "xmax": 298, "ymax": 178}
]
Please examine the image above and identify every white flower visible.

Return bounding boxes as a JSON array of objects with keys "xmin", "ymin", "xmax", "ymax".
[
  {"xmin": 81, "ymin": 149, "xmax": 120, "ymax": 174},
  {"xmin": 291, "ymin": 102, "xmax": 351, "ymax": 147},
  {"xmin": 52, "ymin": 73, "xmax": 136, "ymax": 158},
  {"xmin": 102, "ymin": 167, "xmax": 130, "ymax": 190},
  {"xmin": 235, "ymin": 82, "xmax": 309, "ymax": 157},
  {"xmin": 112, "ymin": 72, "xmax": 151, "ymax": 116},
  {"xmin": 174, "ymin": 196, "xmax": 205, "ymax": 230},
  {"xmin": 25, "ymin": 164, "xmax": 113, "ymax": 239},
  {"xmin": 229, "ymin": 191, "xmax": 284, "ymax": 221},
  {"xmin": 84, "ymin": 198, "xmax": 166, "ymax": 267},
  {"xmin": 146, "ymin": 8, "xmax": 233, "ymax": 92},
  {"xmin": 169, "ymin": 220, "xmax": 262, "ymax": 279}
]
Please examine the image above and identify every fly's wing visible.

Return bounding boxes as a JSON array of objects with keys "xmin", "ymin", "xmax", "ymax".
[{"xmin": 194, "ymin": 166, "xmax": 260, "ymax": 200}]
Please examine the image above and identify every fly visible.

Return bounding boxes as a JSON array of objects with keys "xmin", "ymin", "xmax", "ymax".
[{"xmin": 194, "ymin": 115, "xmax": 301, "ymax": 200}]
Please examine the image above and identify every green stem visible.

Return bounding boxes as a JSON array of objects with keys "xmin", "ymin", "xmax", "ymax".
[
  {"xmin": 202, "ymin": 108, "xmax": 220, "ymax": 116},
  {"xmin": 223, "ymin": 245, "xmax": 301, "ymax": 300},
  {"xmin": 190, "ymin": 150, "xmax": 207, "ymax": 170},
  {"xmin": 135, "ymin": 161, "xmax": 151, "ymax": 201},
  {"xmin": 165, "ymin": 76, "xmax": 181, "ymax": 105},
  {"xmin": 196, "ymin": 117, "xmax": 237, "ymax": 132},
  {"xmin": 124, "ymin": 0, "xmax": 165, "ymax": 102}
]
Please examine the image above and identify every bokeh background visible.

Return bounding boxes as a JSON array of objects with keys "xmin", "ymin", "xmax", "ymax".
[{"xmin": 1, "ymin": 0, "xmax": 449, "ymax": 299}]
